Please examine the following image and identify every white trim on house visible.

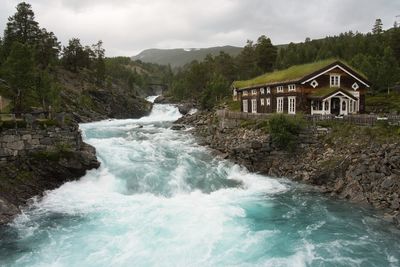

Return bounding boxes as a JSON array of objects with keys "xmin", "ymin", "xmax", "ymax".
[
  {"xmin": 251, "ymin": 89, "xmax": 257, "ymax": 95},
  {"xmin": 266, "ymin": 87, "xmax": 271, "ymax": 94},
  {"xmin": 277, "ymin": 86, "xmax": 284, "ymax": 93},
  {"xmin": 243, "ymin": 99, "xmax": 248, "ymax": 113},
  {"xmin": 260, "ymin": 88, "xmax": 265, "ymax": 94},
  {"xmin": 277, "ymin": 97, "xmax": 284, "ymax": 113},
  {"xmin": 288, "ymin": 96, "xmax": 296, "ymax": 114},
  {"xmin": 261, "ymin": 98, "xmax": 265, "ymax": 106},
  {"xmin": 243, "ymin": 90, "xmax": 248, "ymax": 96},
  {"xmin": 251, "ymin": 99, "xmax": 257, "ymax": 113},
  {"xmin": 310, "ymin": 80, "xmax": 319, "ymax": 88},
  {"xmin": 266, "ymin": 98, "xmax": 271, "ymax": 106},
  {"xmin": 301, "ymin": 64, "xmax": 370, "ymax": 87}
]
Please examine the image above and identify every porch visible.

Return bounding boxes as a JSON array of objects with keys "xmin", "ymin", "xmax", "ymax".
[{"xmin": 309, "ymin": 88, "xmax": 359, "ymax": 116}]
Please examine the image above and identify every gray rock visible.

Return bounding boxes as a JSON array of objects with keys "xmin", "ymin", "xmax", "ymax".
[
  {"xmin": 391, "ymin": 198, "xmax": 400, "ymax": 210},
  {"xmin": 178, "ymin": 103, "xmax": 193, "ymax": 115},
  {"xmin": 171, "ymin": 124, "xmax": 185, "ymax": 131},
  {"xmin": 22, "ymin": 134, "xmax": 32, "ymax": 141},
  {"xmin": 40, "ymin": 137, "xmax": 53, "ymax": 145},
  {"xmin": 7, "ymin": 141, "xmax": 24, "ymax": 150},
  {"xmin": 251, "ymin": 141, "xmax": 262, "ymax": 149},
  {"xmin": 2, "ymin": 135, "xmax": 14, "ymax": 143},
  {"xmin": 381, "ymin": 177, "xmax": 394, "ymax": 189}
]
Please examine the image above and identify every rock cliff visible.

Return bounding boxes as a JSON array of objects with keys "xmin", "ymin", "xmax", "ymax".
[{"xmin": 0, "ymin": 123, "xmax": 100, "ymax": 224}]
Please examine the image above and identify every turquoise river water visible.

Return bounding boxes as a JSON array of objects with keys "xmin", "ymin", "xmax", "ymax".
[{"xmin": 1, "ymin": 97, "xmax": 400, "ymax": 267}]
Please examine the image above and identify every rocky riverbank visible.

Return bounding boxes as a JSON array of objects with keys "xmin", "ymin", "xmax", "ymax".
[
  {"xmin": 176, "ymin": 111, "xmax": 400, "ymax": 225},
  {"xmin": 0, "ymin": 123, "xmax": 100, "ymax": 224}
]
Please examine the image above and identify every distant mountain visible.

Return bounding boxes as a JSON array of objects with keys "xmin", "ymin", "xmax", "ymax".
[{"xmin": 131, "ymin": 46, "xmax": 243, "ymax": 68}]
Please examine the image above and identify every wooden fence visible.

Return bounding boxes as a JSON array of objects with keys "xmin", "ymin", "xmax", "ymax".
[{"xmin": 216, "ymin": 110, "xmax": 400, "ymax": 126}]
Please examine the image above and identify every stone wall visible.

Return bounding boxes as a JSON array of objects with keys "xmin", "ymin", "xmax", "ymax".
[{"xmin": 0, "ymin": 125, "xmax": 82, "ymax": 160}]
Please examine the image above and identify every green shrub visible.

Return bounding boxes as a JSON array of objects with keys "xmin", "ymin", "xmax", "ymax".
[
  {"xmin": 0, "ymin": 119, "xmax": 27, "ymax": 130},
  {"xmin": 268, "ymin": 114, "xmax": 305, "ymax": 151}
]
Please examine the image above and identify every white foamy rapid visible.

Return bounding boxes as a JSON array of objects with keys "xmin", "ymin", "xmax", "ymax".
[{"xmin": 1, "ymin": 98, "xmax": 400, "ymax": 267}]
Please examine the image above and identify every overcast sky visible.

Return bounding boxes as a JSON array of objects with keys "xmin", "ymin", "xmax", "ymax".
[{"xmin": 1, "ymin": 0, "xmax": 399, "ymax": 57}]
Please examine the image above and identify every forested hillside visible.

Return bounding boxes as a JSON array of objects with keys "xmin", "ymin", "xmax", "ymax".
[
  {"xmin": 167, "ymin": 20, "xmax": 400, "ymax": 110},
  {"xmin": 0, "ymin": 2, "xmax": 165, "ymax": 119},
  {"xmin": 132, "ymin": 46, "xmax": 243, "ymax": 68}
]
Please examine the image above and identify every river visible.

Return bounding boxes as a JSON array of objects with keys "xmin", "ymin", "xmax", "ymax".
[{"xmin": 1, "ymin": 98, "xmax": 400, "ymax": 267}]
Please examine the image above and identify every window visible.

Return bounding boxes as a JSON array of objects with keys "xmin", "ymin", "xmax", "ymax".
[
  {"xmin": 251, "ymin": 99, "xmax": 257, "ymax": 113},
  {"xmin": 251, "ymin": 89, "xmax": 257, "ymax": 95},
  {"xmin": 260, "ymin": 88, "xmax": 265, "ymax": 94},
  {"xmin": 266, "ymin": 87, "xmax": 271, "ymax": 94},
  {"xmin": 277, "ymin": 97, "xmax": 284, "ymax": 113},
  {"xmin": 266, "ymin": 98, "xmax": 270, "ymax": 106},
  {"xmin": 242, "ymin": 99, "xmax": 248, "ymax": 112},
  {"xmin": 342, "ymin": 100, "xmax": 346, "ymax": 111},
  {"xmin": 277, "ymin": 86, "xmax": 284, "ymax": 93},
  {"xmin": 325, "ymin": 101, "xmax": 329, "ymax": 111},
  {"xmin": 288, "ymin": 96, "xmax": 296, "ymax": 114},
  {"xmin": 243, "ymin": 90, "xmax": 248, "ymax": 96},
  {"xmin": 330, "ymin": 75, "xmax": 340, "ymax": 87},
  {"xmin": 233, "ymin": 89, "xmax": 237, "ymax": 96},
  {"xmin": 261, "ymin": 98, "xmax": 265, "ymax": 106},
  {"xmin": 312, "ymin": 100, "xmax": 322, "ymax": 111},
  {"xmin": 288, "ymin": 84, "xmax": 296, "ymax": 92}
]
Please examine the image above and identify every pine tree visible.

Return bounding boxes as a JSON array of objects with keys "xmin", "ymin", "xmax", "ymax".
[
  {"xmin": 35, "ymin": 69, "xmax": 60, "ymax": 111},
  {"xmin": 3, "ymin": 42, "xmax": 36, "ymax": 114},
  {"xmin": 236, "ymin": 40, "xmax": 258, "ymax": 79},
  {"xmin": 92, "ymin": 40, "xmax": 106, "ymax": 86},
  {"xmin": 62, "ymin": 38, "xmax": 88, "ymax": 72},
  {"xmin": 372, "ymin": 19, "xmax": 383, "ymax": 34},
  {"xmin": 3, "ymin": 2, "xmax": 40, "ymax": 56},
  {"xmin": 378, "ymin": 47, "xmax": 399, "ymax": 91},
  {"xmin": 35, "ymin": 29, "xmax": 61, "ymax": 68},
  {"xmin": 254, "ymin": 35, "xmax": 277, "ymax": 73}
]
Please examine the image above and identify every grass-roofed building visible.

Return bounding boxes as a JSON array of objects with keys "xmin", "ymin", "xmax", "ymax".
[{"xmin": 232, "ymin": 59, "xmax": 370, "ymax": 116}]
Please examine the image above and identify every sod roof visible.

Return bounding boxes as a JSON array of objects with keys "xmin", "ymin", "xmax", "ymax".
[{"xmin": 233, "ymin": 59, "xmax": 367, "ymax": 89}]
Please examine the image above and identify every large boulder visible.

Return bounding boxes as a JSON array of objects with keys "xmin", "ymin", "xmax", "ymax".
[{"xmin": 178, "ymin": 103, "xmax": 193, "ymax": 115}]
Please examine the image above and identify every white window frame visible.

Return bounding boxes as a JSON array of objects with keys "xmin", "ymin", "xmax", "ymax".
[
  {"xmin": 261, "ymin": 98, "xmax": 265, "ymax": 106},
  {"xmin": 277, "ymin": 86, "xmax": 284, "ymax": 93},
  {"xmin": 330, "ymin": 74, "xmax": 340, "ymax": 87},
  {"xmin": 251, "ymin": 89, "xmax": 257, "ymax": 95},
  {"xmin": 276, "ymin": 97, "xmax": 284, "ymax": 113},
  {"xmin": 260, "ymin": 88, "xmax": 265, "ymax": 94},
  {"xmin": 266, "ymin": 87, "xmax": 271, "ymax": 94},
  {"xmin": 288, "ymin": 84, "xmax": 296, "ymax": 92},
  {"xmin": 266, "ymin": 98, "xmax": 270, "ymax": 106},
  {"xmin": 242, "ymin": 99, "xmax": 248, "ymax": 113},
  {"xmin": 288, "ymin": 96, "xmax": 296, "ymax": 114},
  {"xmin": 251, "ymin": 99, "xmax": 257, "ymax": 113},
  {"xmin": 243, "ymin": 90, "xmax": 248, "ymax": 96}
]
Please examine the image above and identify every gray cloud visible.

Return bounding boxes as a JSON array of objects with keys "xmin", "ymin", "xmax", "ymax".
[{"xmin": 1, "ymin": 0, "xmax": 399, "ymax": 56}]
